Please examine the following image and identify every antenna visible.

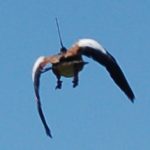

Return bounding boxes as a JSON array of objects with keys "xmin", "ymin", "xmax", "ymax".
[{"xmin": 55, "ymin": 18, "xmax": 67, "ymax": 52}]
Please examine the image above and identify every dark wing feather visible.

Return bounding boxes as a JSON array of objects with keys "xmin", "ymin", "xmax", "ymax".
[
  {"xmin": 33, "ymin": 67, "xmax": 52, "ymax": 138},
  {"xmin": 81, "ymin": 47, "xmax": 135, "ymax": 102}
]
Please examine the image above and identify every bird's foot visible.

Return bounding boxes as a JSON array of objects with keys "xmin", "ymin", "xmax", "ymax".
[
  {"xmin": 55, "ymin": 80, "xmax": 62, "ymax": 89},
  {"xmin": 72, "ymin": 80, "xmax": 78, "ymax": 88}
]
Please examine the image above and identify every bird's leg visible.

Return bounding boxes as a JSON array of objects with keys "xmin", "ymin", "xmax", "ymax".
[
  {"xmin": 55, "ymin": 74, "xmax": 62, "ymax": 89},
  {"xmin": 52, "ymin": 68, "xmax": 63, "ymax": 89},
  {"xmin": 72, "ymin": 72, "xmax": 79, "ymax": 88}
]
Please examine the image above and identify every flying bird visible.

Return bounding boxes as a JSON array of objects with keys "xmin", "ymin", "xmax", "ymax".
[
  {"xmin": 32, "ymin": 16, "xmax": 134, "ymax": 138},
  {"xmin": 32, "ymin": 38, "xmax": 135, "ymax": 138}
]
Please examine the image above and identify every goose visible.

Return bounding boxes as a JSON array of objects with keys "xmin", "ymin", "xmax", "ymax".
[{"xmin": 32, "ymin": 38, "xmax": 135, "ymax": 138}]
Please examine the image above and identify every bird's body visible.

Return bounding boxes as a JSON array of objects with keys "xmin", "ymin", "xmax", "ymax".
[
  {"xmin": 46, "ymin": 49, "xmax": 85, "ymax": 78},
  {"xmin": 32, "ymin": 38, "xmax": 135, "ymax": 138},
  {"xmin": 52, "ymin": 60, "xmax": 85, "ymax": 77}
]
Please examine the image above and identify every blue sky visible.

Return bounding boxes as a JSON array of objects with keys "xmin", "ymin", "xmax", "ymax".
[{"xmin": 0, "ymin": 0, "xmax": 150, "ymax": 149}]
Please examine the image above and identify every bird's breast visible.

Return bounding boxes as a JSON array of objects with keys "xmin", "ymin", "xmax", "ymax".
[{"xmin": 53, "ymin": 61, "xmax": 85, "ymax": 77}]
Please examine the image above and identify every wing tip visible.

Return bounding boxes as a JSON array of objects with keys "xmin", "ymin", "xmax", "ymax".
[
  {"xmin": 46, "ymin": 129, "xmax": 53, "ymax": 138},
  {"xmin": 128, "ymin": 94, "xmax": 135, "ymax": 103}
]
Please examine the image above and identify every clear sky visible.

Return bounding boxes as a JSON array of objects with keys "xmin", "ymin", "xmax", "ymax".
[{"xmin": 0, "ymin": 0, "xmax": 150, "ymax": 149}]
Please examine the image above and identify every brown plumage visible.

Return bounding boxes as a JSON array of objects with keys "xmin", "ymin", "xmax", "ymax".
[{"xmin": 32, "ymin": 38, "xmax": 135, "ymax": 138}]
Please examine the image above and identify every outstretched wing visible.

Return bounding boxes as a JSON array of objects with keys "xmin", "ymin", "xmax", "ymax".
[
  {"xmin": 76, "ymin": 39, "xmax": 135, "ymax": 101},
  {"xmin": 32, "ymin": 56, "xmax": 52, "ymax": 138}
]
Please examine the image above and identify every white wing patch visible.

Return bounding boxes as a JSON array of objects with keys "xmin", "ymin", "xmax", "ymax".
[
  {"xmin": 32, "ymin": 56, "xmax": 45, "ymax": 82},
  {"xmin": 77, "ymin": 39, "xmax": 107, "ymax": 54}
]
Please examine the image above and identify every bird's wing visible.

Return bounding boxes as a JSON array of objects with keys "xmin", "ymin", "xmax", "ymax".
[
  {"xmin": 32, "ymin": 56, "xmax": 52, "ymax": 138},
  {"xmin": 75, "ymin": 39, "xmax": 135, "ymax": 101}
]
